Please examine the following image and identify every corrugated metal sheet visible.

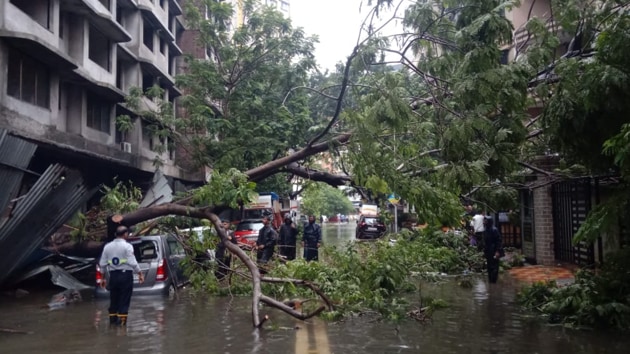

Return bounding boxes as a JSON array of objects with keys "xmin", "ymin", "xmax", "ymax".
[
  {"xmin": 0, "ymin": 129, "xmax": 37, "ymax": 218},
  {"xmin": 139, "ymin": 169, "xmax": 173, "ymax": 207},
  {"xmin": 0, "ymin": 164, "xmax": 98, "ymax": 285}
]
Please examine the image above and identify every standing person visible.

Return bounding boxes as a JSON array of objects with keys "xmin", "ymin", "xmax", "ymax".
[
  {"xmin": 278, "ymin": 214, "xmax": 298, "ymax": 260},
  {"xmin": 256, "ymin": 215, "xmax": 277, "ymax": 264},
  {"xmin": 215, "ymin": 219, "xmax": 238, "ymax": 280},
  {"xmin": 470, "ymin": 210, "xmax": 486, "ymax": 250},
  {"xmin": 483, "ymin": 216, "xmax": 503, "ymax": 284},
  {"xmin": 99, "ymin": 225, "xmax": 144, "ymax": 326},
  {"xmin": 302, "ymin": 215, "xmax": 322, "ymax": 261}
]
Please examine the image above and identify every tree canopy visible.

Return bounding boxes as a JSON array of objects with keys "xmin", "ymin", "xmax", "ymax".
[
  {"xmin": 300, "ymin": 183, "xmax": 355, "ymax": 218},
  {"xmin": 111, "ymin": 0, "xmax": 630, "ymax": 327}
]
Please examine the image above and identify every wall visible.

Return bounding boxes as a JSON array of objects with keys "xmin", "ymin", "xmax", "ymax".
[
  {"xmin": 533, "ymin": 182, "xmax": 554, "ymax": 265},
  {"xmin": 531, "ymin": 156, "xmax": 560, "ymax": 265}
]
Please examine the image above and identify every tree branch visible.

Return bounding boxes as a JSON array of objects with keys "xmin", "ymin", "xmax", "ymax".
[
  {"xmin": 246, "ymin": 133, "xmax": 352, "ymax": 181},
  {"xmin": 282, "ymin": 162, "xmax": 353, "ymax": 187}
]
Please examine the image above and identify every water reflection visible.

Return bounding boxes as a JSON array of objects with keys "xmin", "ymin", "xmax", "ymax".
[
  {"xmin": 2, "ymin": 225, "xmax": 630, "ymax": 353},
  {"xmin": 321, "ymin": 222, "xmax": 356, "ymax": 249}
]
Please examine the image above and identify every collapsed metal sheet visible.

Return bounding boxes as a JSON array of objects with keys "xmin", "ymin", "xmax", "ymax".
[
  {"xmin": 139, "ymin": 169, "xmax": 173, "ymax": 208},
  {"xmin": 0, "ymin": 129, "xmax": 37, "ymax": 222},
  {"xmin": 10, "ymin": 264, "xmax": 91, "ymax": 291},
  {"xmin": 0, "ymin": 164, "xmax": 98, "ymax": 285}
]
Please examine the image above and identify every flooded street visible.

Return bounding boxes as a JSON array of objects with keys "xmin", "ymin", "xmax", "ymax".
[{"xmin": 1, "ymin": 223, "xmax": 629, "ymax": 353}]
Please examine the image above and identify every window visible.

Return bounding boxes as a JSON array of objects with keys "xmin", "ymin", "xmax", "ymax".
[
  {"xmin": 116, "ymin": 6, "xmax": 123, "ymax": 26},
  {"xmin": 134, "ymin": 241, "xmax": 158, "ymax": 261},
  {"xmin": 159, "ymin": 0, "xmax": 166, "ymax": 10},
  {"xmin": 500, "ymin": 49, "xmax": 509, "ymax": 65},
  {"xmin": 10, "ymin": 0, "xmax": 51, "ymax": 29},
  {"xmin": 141, "ymin": 121, "xmax": 159, "ymax": 150},
  {"xmin": 142, "ymin": 73, "xmax": 154, "ymax": 93},
  {"xmin": 7, "ymin": 48, "xmax": 50, "ymax": 108},
  {"xmin": 116, "ymin": 60, "xmax": 124, "ymax": 89},
  {"xmin": 143, "ymin": 20, "xmax": 154, "ymax": 51},
  {"xmin": 98, "ymin": 0, "xmax": 111, "ymax": 11},
  {"xmin": 89, "ymin": 25, "xmax": 111, "ymax": 71},
  {"xmin": 59, "ymin": 11, "xmax": 66, "ymax": 38},
  {"xmin": 86, "ymin": 93, "xmax": 111, "ymax": 133},
  {"xmin": 280, "ymin": 1, "xmax": 289, "ymax": 11},
  {"xmin": 160, "ymin": 37, "xmax": 167, "ymax": 55},
  {"xmin": 167, "ymin": 237, "xmax": 185, "ymax": 256}
]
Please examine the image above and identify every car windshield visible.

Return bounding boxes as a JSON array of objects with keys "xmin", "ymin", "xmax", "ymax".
[
  {"xmin": 236, "ymin": 222, "xmax": 264, "ymax": 232},
  {"xmin": 363, "ymin": 217, "xmax": 380, "ymax": 225}
]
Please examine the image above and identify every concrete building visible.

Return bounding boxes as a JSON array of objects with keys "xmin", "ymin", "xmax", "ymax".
[
  {"xmin": 0, "ymin": 0, "xmax": 193, "ymax": 181},
  {"xmin": 228, "ymin": 0, "xmax": 290, "ymax": 26},
  {"xmin": 504, "ymin": 0, "xmax": 599, "ymax": 267},
  {"xmin": 263, "ymin": 0, "xmax": 290, "ymax": 17}
]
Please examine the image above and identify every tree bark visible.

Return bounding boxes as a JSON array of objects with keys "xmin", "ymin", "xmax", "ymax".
[
  {"xmin": 283, "ymin": 162, "xmax": 353, "ymax": 186},
  {"xmin": 246, "ymin": 133, "xmax": 351, "ymax": 182}
]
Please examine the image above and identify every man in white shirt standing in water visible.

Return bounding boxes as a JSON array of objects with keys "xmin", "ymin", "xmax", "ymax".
[{"xmin": 99, "ymin": 225, "xmax": 144, "ymax": 326}]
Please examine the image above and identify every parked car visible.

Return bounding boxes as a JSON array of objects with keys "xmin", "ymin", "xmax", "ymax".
[
  {"xmin": 234, "ymin": 219, "xmax": 264, "ymax": 247},
  {"xmin": 95, "ymin": 234, "xmax": 187, "ymax": 298},
  {"xmin": 356, "ymin": 215, "xmax": 387, "ymax": 239}
]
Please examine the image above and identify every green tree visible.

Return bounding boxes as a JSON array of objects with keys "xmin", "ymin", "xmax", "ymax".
[
  {"xmin": 114, "ymin": 0, "xmax": 630, "ymax": 327},
  {"xmin": 301, "ymin": 182, "xmax": 355, "ymax": 217},
  {"xmin": 177, "ymin": 0, "xmax": 317, "ymax": 177}
]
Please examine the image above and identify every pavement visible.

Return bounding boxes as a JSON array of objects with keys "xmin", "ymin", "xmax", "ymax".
[{"xmin": 507, "ymin": 264, "xmax": 576, "ymax": 286}]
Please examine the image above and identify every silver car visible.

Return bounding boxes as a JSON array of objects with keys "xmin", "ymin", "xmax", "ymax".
[{"xmin": 95, "ymin": 234, "xmax": 187, "ymax": 297}]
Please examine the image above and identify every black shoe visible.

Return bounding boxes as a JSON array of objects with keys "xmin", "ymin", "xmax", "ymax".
[{"xmin": 109, "ymin": 315, "xmax": 120, "ymax": 326}]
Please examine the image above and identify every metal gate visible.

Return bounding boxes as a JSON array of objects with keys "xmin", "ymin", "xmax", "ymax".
[{"xmin": 551, "ymin": 179, "xmax": 594, "ymax": 266}]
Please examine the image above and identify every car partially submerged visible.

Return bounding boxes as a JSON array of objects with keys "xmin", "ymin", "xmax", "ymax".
[{"xmin": 95, "ymin": 234, "xmax": 187, "ymax": 298}]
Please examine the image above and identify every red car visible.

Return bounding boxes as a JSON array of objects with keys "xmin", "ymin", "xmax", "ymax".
[{"xmin": 234, "ymin": 219, "xmax": 264, "ymax": 247}]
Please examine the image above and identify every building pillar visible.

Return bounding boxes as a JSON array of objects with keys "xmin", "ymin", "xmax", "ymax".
[
  {"xmin": 532, "ymin": 181, "xmax": 555, "ymax": 265},
  {"xmin": 531, "ymin": 156, "xmax": 560, "ymax": 266}
]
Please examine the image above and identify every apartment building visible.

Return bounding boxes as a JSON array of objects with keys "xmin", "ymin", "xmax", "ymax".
[
  {"xmin": 227, "ymin": 0, "xmax": 290, "ymax": 26},
  {"xmin": 264, "ymin": 0, "xmax": 289, "ymax": 17},
  {"xmin": 0, "ymin": 0, "xmax": 193, "ymax": 181}
]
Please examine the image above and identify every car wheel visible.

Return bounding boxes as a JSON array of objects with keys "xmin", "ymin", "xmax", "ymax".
[{"xmin": 166, "ymin": 282, "xmax": 176, "ymax": 298}]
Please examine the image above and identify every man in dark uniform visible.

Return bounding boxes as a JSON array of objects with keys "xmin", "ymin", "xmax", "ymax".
[
  {"xmin": 99, "ymin": 225, "xmax": 144, "ymax": 326},
  {"xmin": 256, "ymin": 215, "xmax": 277, "ymax": 264},
  {"xmin": 278, "ymin": 214, "xmax": 298, "ymax": 260},
  {"xmin": 302, "ymin": 215, "xmax": 321, "ymax": 261},
  {"xmin": 483, "ymin": 216, "xmax": 503, "ymax": 284},
  {"xmin": 215, "ymin": 219, "xmax": 238, "ymax": 279}
]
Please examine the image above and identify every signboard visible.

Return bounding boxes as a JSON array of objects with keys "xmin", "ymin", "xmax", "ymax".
[
  {"xmin": 388, "ymin": 194, "xmax": 399, "ymax": 205},
  {"xmin": 245, "ymin": 195, "xmax": 272, "ymax": 209},
  {"xmin": 360, "ymin": 204, "xmax": 378, "ymax": 216}
]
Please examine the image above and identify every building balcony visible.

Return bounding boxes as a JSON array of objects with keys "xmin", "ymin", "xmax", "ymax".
[
  {"xmin": 61, "ymin": 0, "xmax": 131, "ymax": 43},
  {"xmin": 1, "ymin": 2, "xmax": 77, "ymax": 72},
  {"xmin": 118, "ymin": 0, "xmax": 139, "ymax": 9},
  {"xmin": 139, "ymin": 5, "xmax": 175, "ymax": 42},
  {"xmin": 169, "ymin": 0, "xmax": 182, "ymax": 16},
  {"xmin": 513, "ymin": 17, "xmax": 572, "ymax": 50}
]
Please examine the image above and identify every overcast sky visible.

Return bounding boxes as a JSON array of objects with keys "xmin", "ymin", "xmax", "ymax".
[
  {"xmin": 290, "ymin": 0, "xmax": 368, "ymax": 71},
  {"xmin": 290, "ymin": 0, "xmax": 404, "ymax": 71}
]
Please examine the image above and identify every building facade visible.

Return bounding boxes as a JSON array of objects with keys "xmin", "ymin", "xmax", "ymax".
[{"xmin": 0, "ymin": 0, "xmax": 192, "ymax": 180}]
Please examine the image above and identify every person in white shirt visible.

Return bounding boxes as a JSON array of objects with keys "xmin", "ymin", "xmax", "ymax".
[
  {"xmin": 470, "ymin": 211, "xmax": 485, "ymax": 250},
  {"xmin": 99, "ymin": 225, "xmax": 144, "ymax": 326}
]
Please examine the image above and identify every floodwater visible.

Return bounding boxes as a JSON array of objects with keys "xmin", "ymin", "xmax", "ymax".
[{"xmin": 1, "ymin": 222, "xmax": 629, "ymax": 354}]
